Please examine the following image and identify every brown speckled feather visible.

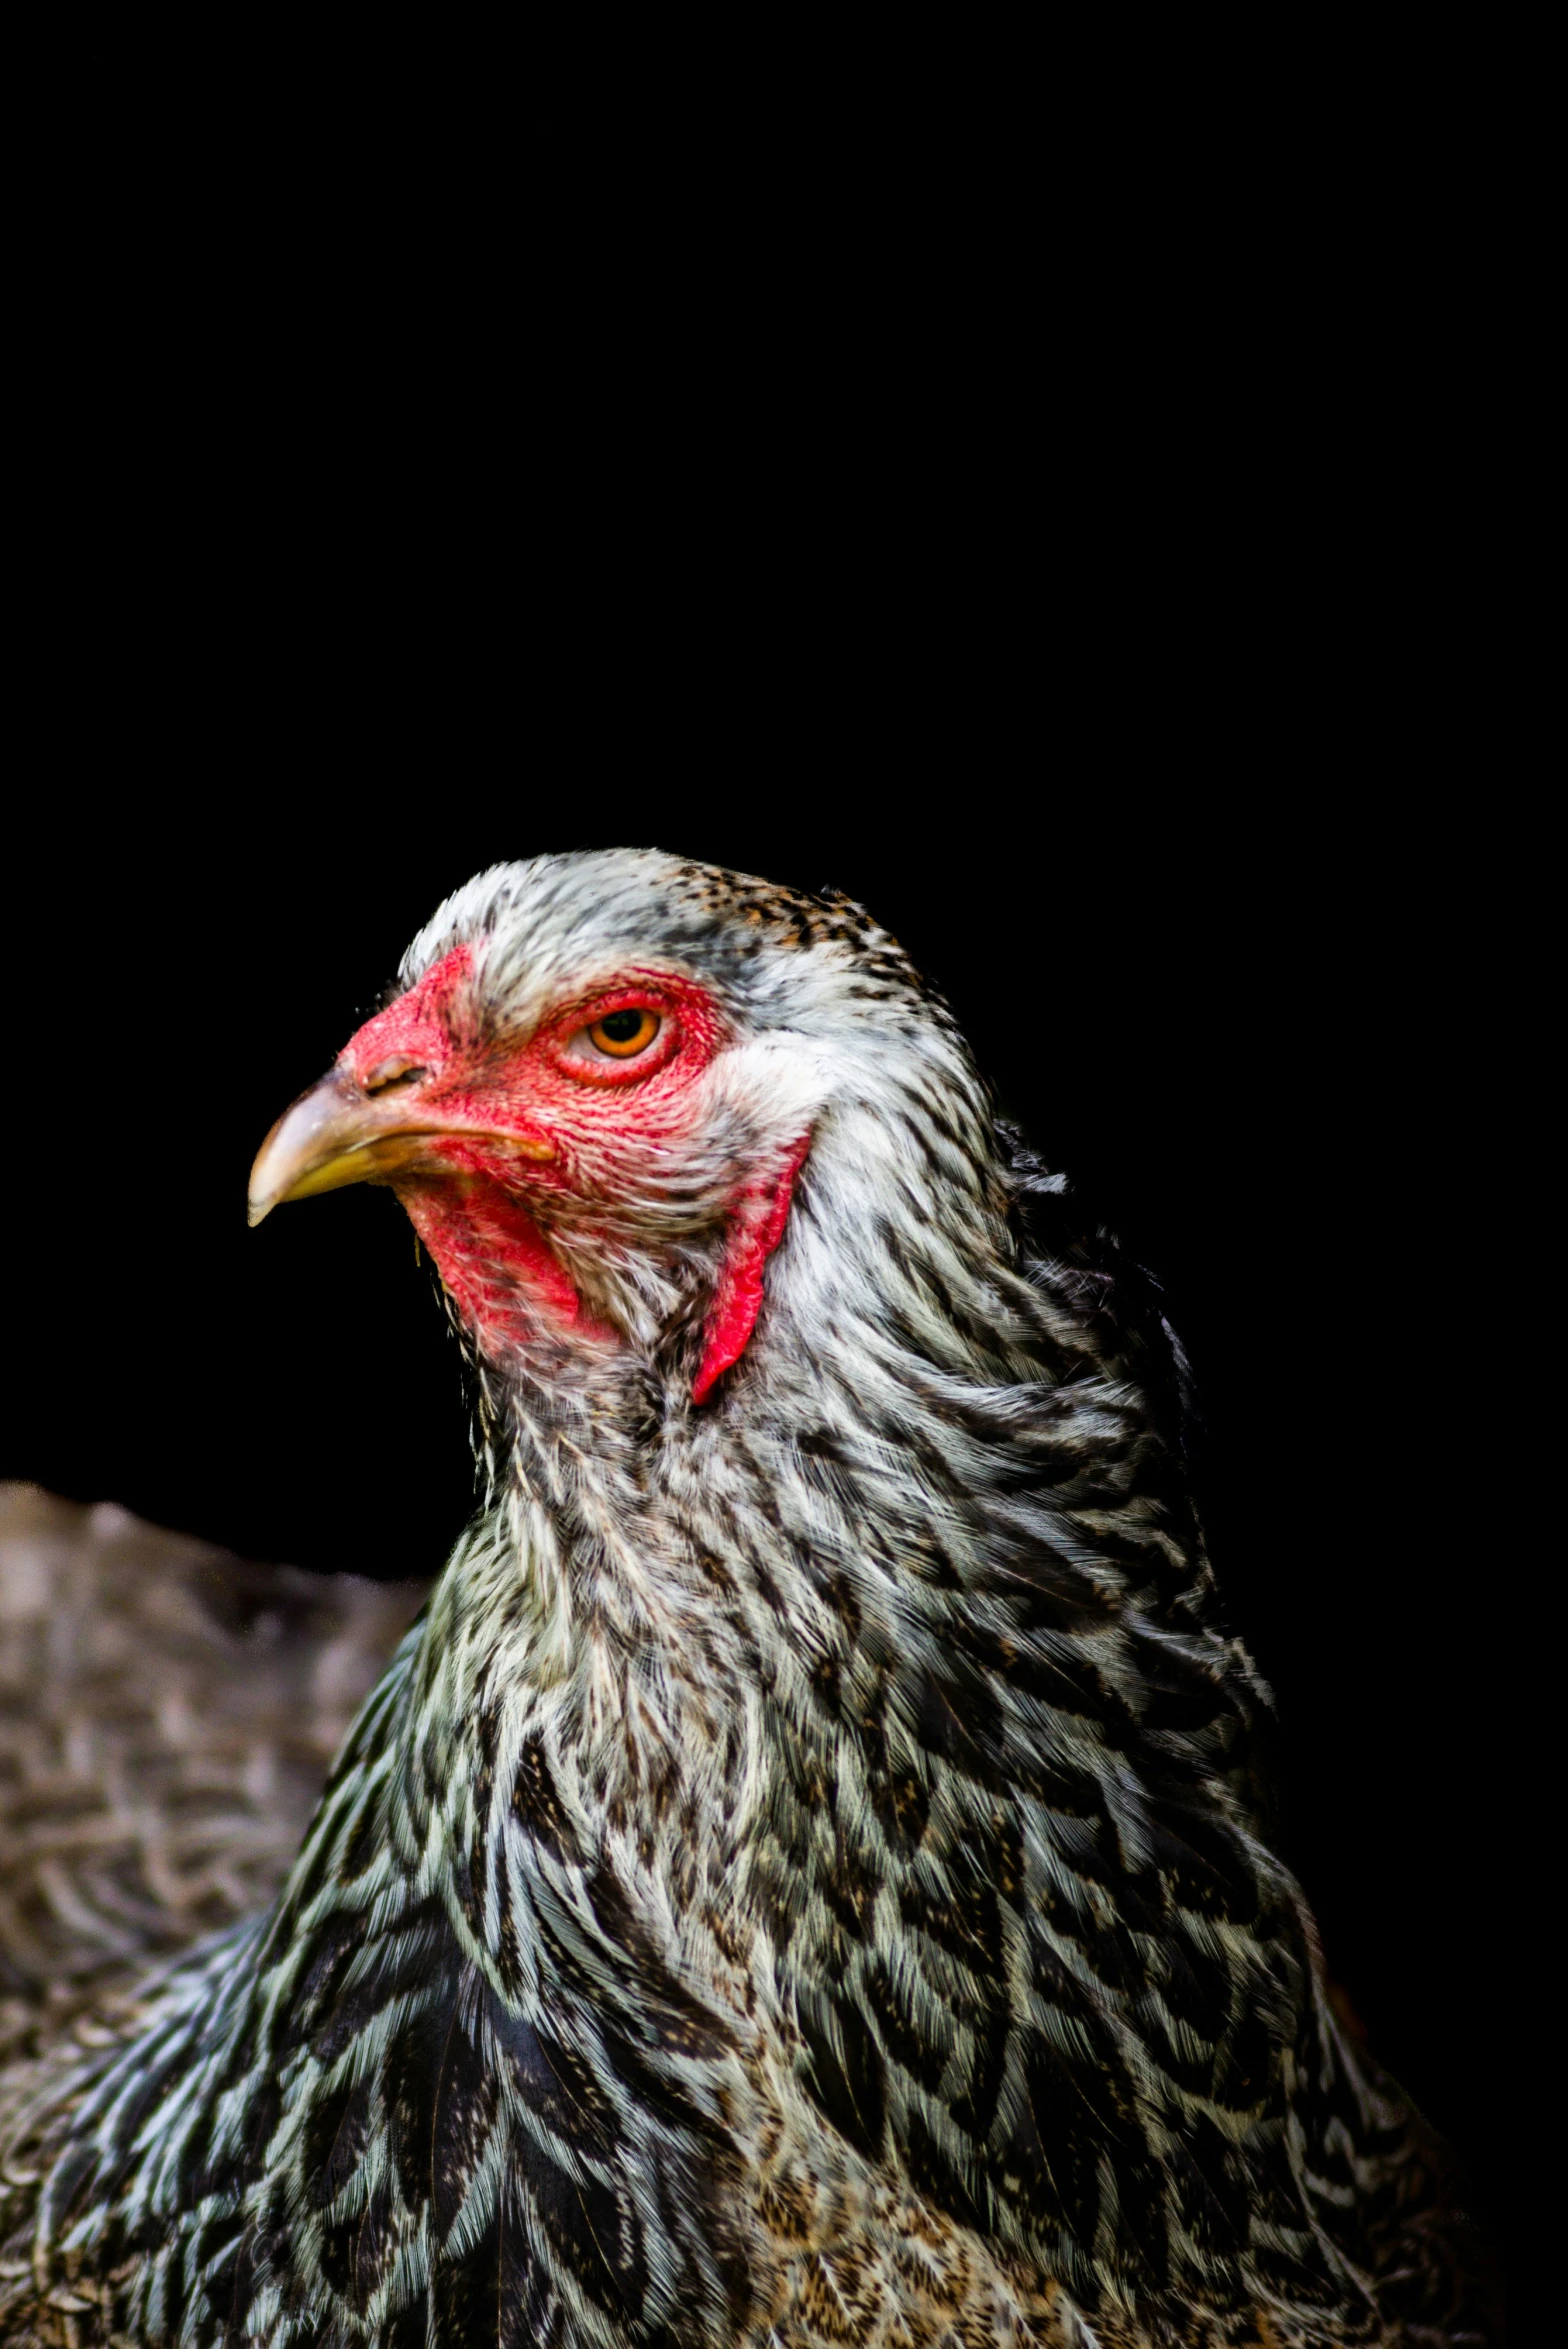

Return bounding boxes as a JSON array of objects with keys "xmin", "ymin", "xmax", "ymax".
[{"xmin": 0, "ymin": 1485, "xmax": 425, "ymax": 2022}]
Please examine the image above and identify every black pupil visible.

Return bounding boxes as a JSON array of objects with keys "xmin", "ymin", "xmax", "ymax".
[{"xmin": 599, "ymin": 1009, "xmax": 646, "ymax": 1043}]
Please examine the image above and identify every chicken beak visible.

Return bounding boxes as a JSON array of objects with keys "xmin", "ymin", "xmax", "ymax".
[
  {"xmin": 247, "ymin": 1066, "xmax": 553, "ymax": 1227},
  {"xmin": 248, "ymin": 1066, "xmax": 434, "ymax": 1226}
]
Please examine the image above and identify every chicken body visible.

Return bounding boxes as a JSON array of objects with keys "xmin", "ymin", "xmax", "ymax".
[{"xmin": 0, "ymin": 854, "xmax": 1496, "ymax": 2346}]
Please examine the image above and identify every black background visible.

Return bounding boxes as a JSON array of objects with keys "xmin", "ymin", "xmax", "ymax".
[{"xmin": 3, "ymin": 80, "xmax": 1505, "ymax": 2258}]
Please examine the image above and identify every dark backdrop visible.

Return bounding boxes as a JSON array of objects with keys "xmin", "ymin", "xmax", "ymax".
[{"xmin": 2, "ymin": 779, "xmax": 1494, "ymax": 2240}]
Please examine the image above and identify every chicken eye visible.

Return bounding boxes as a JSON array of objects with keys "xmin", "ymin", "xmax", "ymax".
[{"xmin": 586, "ymin": 1008, "xmax": 661, "ymax": 1058}]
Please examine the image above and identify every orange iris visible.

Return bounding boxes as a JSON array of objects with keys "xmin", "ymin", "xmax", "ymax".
[{"xmin": 588, "ymin": 1008, "xmax": 661, "ymax": 1057}]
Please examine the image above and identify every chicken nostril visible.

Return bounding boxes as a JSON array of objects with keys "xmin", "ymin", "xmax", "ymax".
[{"xmin": 362, "ymin": 1056, "xmax": 428, "ymax": 1095}]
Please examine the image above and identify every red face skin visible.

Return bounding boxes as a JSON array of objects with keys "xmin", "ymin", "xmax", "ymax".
[{"xmin": 337, "ymin": 946, "xmax": 805, "ymax": 1398}]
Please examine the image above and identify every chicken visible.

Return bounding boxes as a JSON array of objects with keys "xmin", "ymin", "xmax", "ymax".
[{"xmin": 0, "ymin": 851, "xmax": 1498, "ymax": 2346}]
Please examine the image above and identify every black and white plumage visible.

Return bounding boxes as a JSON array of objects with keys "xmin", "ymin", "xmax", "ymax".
[{"xmin": 0, "ymin": 851, "xmax": 1497, "ymax": 2346}]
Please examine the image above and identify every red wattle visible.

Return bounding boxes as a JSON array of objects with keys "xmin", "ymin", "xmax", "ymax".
[
  {"xmin": 399, "ymin": 1174, "xmax": 610, "ymax": 1354},
  {"xmin": 693, "ymin": 1134, "xmax": 812, "ymax": 1405}
]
